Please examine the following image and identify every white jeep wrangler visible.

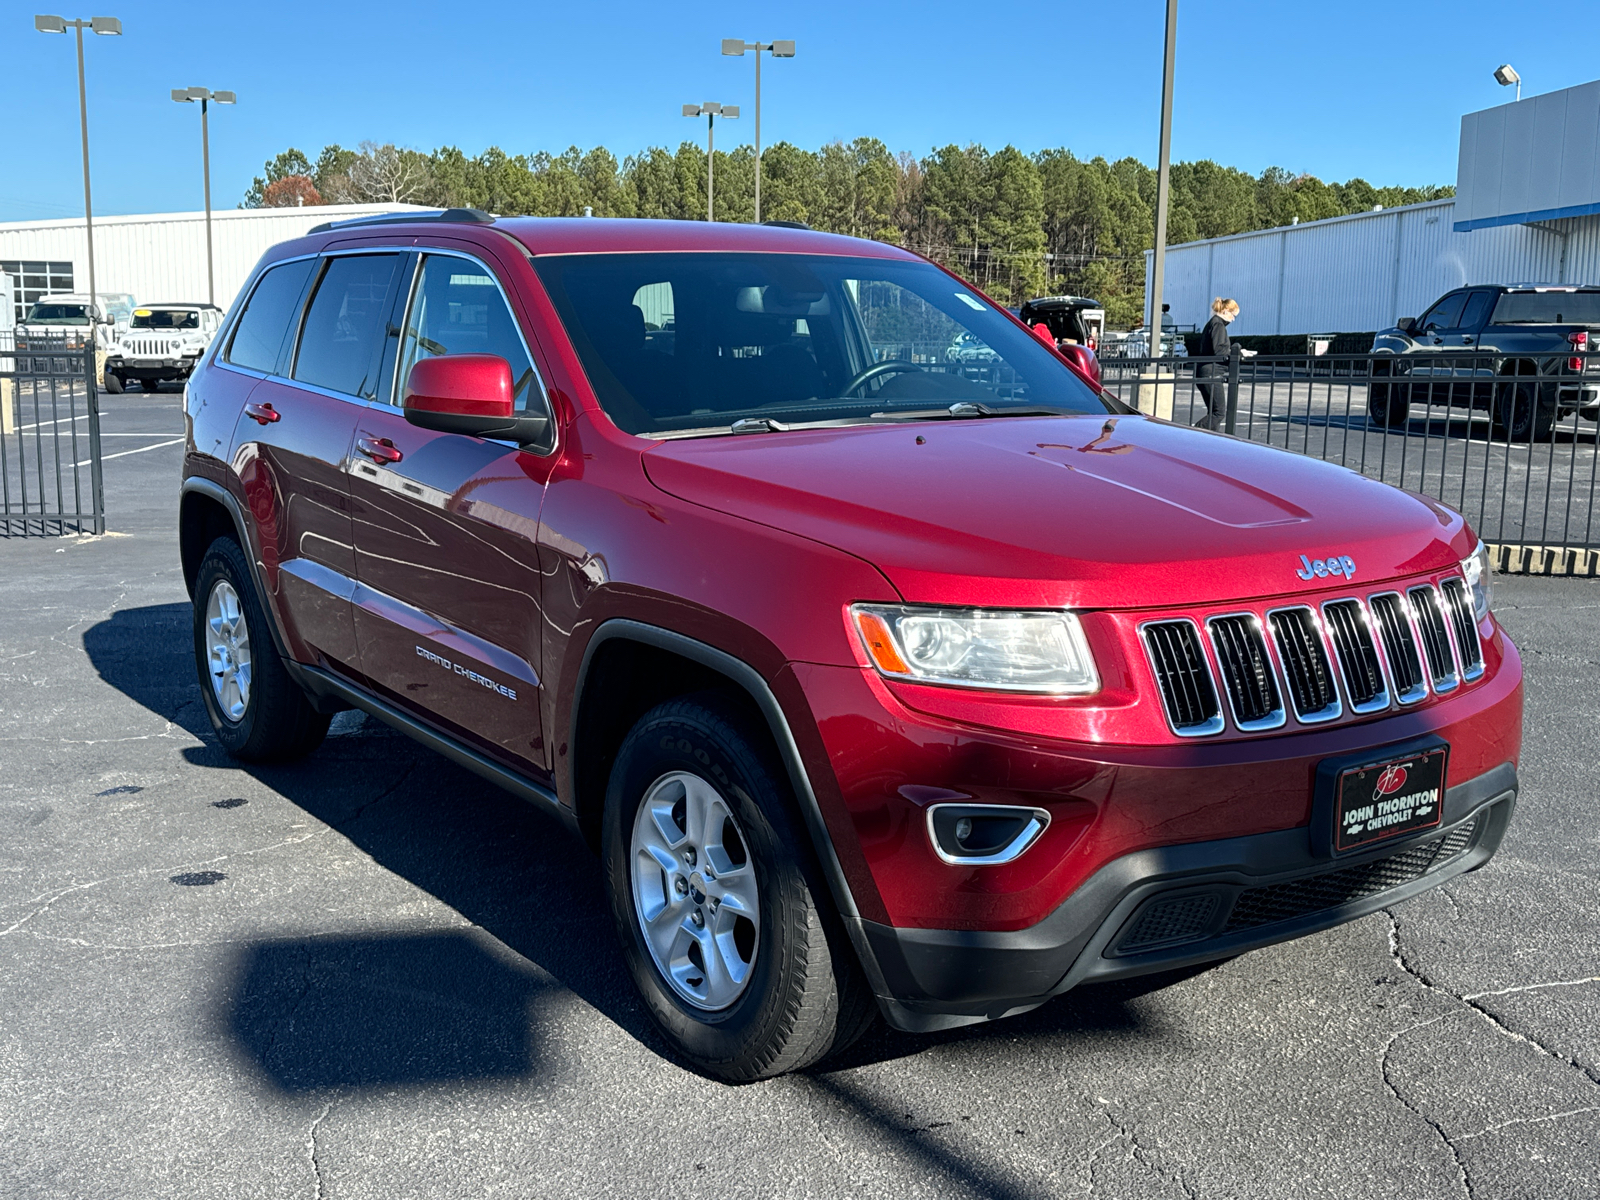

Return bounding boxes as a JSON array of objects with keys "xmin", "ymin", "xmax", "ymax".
[{"xmin": 105, "ymin": 303, "xmax": 223, "ymax": 394}]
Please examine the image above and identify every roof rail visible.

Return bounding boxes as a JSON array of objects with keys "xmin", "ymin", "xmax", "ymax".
[
  {"xmin": 306, "ymin": 207, "xmax": 495, "ymax": 235},
  {"xmin": 760, "ymin": 219, "xmax": 810, "ymax": 230}
]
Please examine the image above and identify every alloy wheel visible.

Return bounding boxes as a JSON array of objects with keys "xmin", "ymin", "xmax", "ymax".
[
  {"xmin": 630, "ymin": 770, "xmax": 761, "ymax": 1011},
  {"xmin": 204, "ymin": 579, "xmax": 252, "ymax": 722}
]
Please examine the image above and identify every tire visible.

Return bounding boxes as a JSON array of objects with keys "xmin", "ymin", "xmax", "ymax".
[
  {"xmin": 1493, "ymin": 378, "xmax": 1556, "ymax": 442},
  {"xmin": 192, "ymin": 536, "xmax": 330, "ymax": 762},
  {"xmin": 142, "ymin": 379, "xmax": 162, "ymax": 394},
  {"xmin": 1368, "ymin": 381, "xmax": 1409, "ymax": 428},
  {"xmin": 103, "ymin": 372, "xmax": 124, "ymax": 395},
  {"xmin": 602, "ymin": 695, "xmax": 875, "ymax": 1082}
]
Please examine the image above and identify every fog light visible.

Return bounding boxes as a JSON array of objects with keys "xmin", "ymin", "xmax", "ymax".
[{"xmin": 927, "ymin": 804, "xmax": 1049, "ymax": 865}]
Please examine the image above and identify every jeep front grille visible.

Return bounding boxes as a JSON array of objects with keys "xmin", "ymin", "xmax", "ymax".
[
  {"xmin": 1142, "ymin": 620, "xmax": 1223, "ymax": 736},
  {"xmin": 1408, "ymin": 585, "xmax": 1459, "ymax": 692},
  {"xmin": 1439, "ymin": 578, "xmax": 1484, "ymax": 679},
  {"xmin": 1368, "ymin": 592, "xmax": 1428, "ymax": 703},
  {"xmin": 1267, "ymin": 607, "xmax": 1340, "ymax": 722},
  {"xmin": 1207, "ymin": 614, "xmax": 1284, "ymax": 730},
  {"xmin": 1322, "ymin": 600, "xmax": 1389, "ymax": 712}
]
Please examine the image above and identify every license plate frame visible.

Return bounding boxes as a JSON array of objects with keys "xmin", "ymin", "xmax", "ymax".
[{"xmin": 1331, "ymin": 745, "xmax": 1449, "ymax": 853}]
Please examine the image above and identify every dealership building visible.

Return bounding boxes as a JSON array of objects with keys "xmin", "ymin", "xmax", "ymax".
[
  {"xmin": 1149, "ymin": 79, "xmax": 1600, "ymax": 336},
  {"xmin": 0, "ymin": 202, "xmax": 425, "ymax": 325}
]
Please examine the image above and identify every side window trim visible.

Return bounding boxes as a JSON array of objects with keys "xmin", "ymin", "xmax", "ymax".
[
  {"xmin": 288, "ymin": 251, "xmax": 409, "ymax": 402},
  {"xmin": 375, "ymin": 253, "xmax": 421, "ymax": 407},
  {"xmin": 219, "ymin": 252, "xmax": 318, "ymax": 372},
  {"xmin": 399, "ymin": 248, "xmax": 553, "ymax": 419}
]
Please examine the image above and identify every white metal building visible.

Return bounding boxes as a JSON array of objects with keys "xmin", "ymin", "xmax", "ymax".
[
  {"xmin": 0, "ymin": 202, "xmax": 427, "ymax": 325},
  {"xmin": 1148, "ymin": 79, "xmax": 1600, "ymax": 336}
]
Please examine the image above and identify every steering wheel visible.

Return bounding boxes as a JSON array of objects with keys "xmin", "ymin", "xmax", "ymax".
[{"xmin": 842, "ymin": 359, "xmax": 923, "ymax": 396}]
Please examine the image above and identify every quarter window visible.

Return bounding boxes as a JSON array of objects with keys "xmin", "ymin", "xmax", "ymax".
[
  {"xmin": 293, "ymin": 254, "xmax": 405, "ymax": 399},
  {"xmin": 225, "ymin": 259, "xmax": 315, "ymax": 373},
  {"xmin": 397, "ymin": 256, "xmax": 544, "ymax": 412}
]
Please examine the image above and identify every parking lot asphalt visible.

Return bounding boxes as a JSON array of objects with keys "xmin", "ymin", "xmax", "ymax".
[{"xmin": 3, "ymin": 394, "xmax": 1599, "ymax": 1200}]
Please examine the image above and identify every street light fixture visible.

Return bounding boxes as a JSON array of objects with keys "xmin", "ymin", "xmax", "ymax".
[
  {"xmin": 721, "ymin": 38, "xmax": 794, "ymax": 223},
  {"xmin": 1493, "ymin": 63, "xmax": 1521, "ymax": 102},
  {"xmin": 35, "ymin": 13, "xmax": 122, "ymax": 322},
  {"xmin": 172, "ymin": 86, "xmax": 236, "ymax": 307},
  {"xmin": 683, "ymin": 103, "xmax": 739, "ymax": 222}
]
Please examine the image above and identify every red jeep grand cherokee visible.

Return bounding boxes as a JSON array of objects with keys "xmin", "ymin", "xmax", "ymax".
[{"xmin": 179, "ymin": 211, "xmax": 1522, "ymax": 1081}]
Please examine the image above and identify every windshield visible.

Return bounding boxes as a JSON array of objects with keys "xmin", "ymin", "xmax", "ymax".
[
  {"xmin": 26, "ymin": 303, "xmax": 90, "ymax": 325},
  {"xmin": 532, "ymin": 252, "xmax": 1110, "ymax": 436},
  {"xmin": 1491, "ymin": 292, "xmax": 1600, "ymax": 325},
  {"xmin": 133, "ymin": 309, "xmax": 199, "ymax": 330}
]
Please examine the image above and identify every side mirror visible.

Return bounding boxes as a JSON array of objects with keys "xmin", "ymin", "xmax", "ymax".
[
  {"xmin": 402, "ymin": 354, "xmax": 549, "ymax": 447},
  {"xmin": 1057, "ymin": 342, "xmax": 1102, "ymax": 387},
  {"xmin": 1395, "ymin": 317, "xmax": 1416, "ymax": 335}
]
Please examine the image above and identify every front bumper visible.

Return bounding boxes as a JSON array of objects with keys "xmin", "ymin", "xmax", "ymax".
[{"xmin": 858, "ymin": 762, "xmax": 1515, "ymax": 1032}]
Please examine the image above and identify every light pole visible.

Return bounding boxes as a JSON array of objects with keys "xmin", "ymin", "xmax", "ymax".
[
  {"xmin": 34, "ymin": 14, "xmax": 122, "ymax": 316},
  {"xmin": 1493, "ymin": 63, "xmax": 1521, "ymax": 102},
  {"xmin": 721, "ymin": 38, "xmax": 794, "ymax": 223},
  {"xmin": 1148, "ymin": 0, "xmax": 1176, "ymax": 339},
  {"xmin": 683, "ymin": 103, "xmax": 739, "ymax": 222},
  {"xmin": 172, "ymin": 87, "xmax": 236, "ymax": 307}
]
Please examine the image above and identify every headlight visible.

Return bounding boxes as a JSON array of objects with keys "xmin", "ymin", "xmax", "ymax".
[
  {"xmin": 850, "ymin": 604, "xmax": 1100, "ymax": 694},
  {"xmin": 1461, "ymin": 540, "xmax": 1492, "ymax": 620}
]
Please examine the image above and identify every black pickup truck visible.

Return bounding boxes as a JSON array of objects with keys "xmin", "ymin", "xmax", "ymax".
[{"xmin": 1369, "ymin": 284, "xmax": 1600, "ymax": 441}]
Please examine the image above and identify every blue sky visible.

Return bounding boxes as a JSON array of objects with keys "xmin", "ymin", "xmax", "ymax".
[{"xmin": 2, "ymin": 0, "xmax": 1592, "ymax": 222}]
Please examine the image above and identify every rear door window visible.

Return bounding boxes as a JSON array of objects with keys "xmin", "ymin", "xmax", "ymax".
[
  {"xmin": 396, "ymin": 255, "xmax": 545, "ymax": 413},
  {"xmin": 225, "ymin": 259, "xmax": 315, "ymax": 373},
  {"xmin": 1458, "ymin": 290, "xmax": 1494, "ymax": 330},
  {"xmin": 293, "ymin": 254, "xmax": 406, "ymax": 400}
]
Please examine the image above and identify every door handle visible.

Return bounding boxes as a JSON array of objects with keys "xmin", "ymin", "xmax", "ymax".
[
  {"xmin": 243, "ymin": 402, "xmax": 280, "ymax": 425},
  {"xmin": 356, "ymin": 436, "xmax": 402, "ymax": 464}
]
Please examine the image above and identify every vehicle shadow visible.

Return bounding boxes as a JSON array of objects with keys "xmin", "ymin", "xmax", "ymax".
[{"xmin": 84, "ymin": 603, "xmax": 1167, "ymax": 1094}]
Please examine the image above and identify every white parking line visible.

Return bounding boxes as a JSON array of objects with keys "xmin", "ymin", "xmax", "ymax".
[{"xmin": 75, "ymin": 438, "xmax": 183, "ymax": 467}]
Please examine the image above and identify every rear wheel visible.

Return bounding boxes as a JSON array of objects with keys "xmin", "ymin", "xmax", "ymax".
[
  {"xmin": 602, "ymin": 695, "xmax": 875, "ymax": 1082},
  {"xmin": 1368, "ymin": 381, "xmax": 1409, "ymax": 427},
  {"xmin": 192, "ymin": 537, "xmax": 330, "ymax": 762},
  {"xmin": 1493, "ymin": 378, "xmax": 1556, "ymax": 442},
  {"xmin": 142, "ymin": 378, "xmax": 162, "ymax": 394}
]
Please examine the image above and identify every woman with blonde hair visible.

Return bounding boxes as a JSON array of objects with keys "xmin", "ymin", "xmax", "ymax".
[{"xmin": 1194, "ymin": 298, "xmax": 1253, "ymax": 429}]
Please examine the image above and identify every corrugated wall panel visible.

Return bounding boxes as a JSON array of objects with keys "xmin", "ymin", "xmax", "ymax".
[
  {"xmin": 0, "ymin": 204, "xmax": 424, "ymax": 314},
  {"xmin": 1148, "ymin": 198, "xmax": 1590, "ymax": 336}
]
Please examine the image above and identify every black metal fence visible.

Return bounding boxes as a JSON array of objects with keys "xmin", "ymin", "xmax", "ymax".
[
  {"xmin": 1099, "ymin": 348, "xmax": 1600, "ymax": 574},
  {"xmin": 1, "ymin": 333, "xmax": 105, "ymax": 536}
]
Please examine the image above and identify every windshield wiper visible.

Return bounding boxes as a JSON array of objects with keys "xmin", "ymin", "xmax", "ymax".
[{"xmin": 869, "ymin": 401, "xmax": 1069, "ymax": 421}]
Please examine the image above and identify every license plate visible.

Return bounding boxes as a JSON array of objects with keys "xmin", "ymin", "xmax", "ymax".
[{"xmin": 1334, "ymin": 745, "xmax": 1448, "ymax": 852}]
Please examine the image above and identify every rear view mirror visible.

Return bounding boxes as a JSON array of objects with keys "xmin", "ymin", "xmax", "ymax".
[
  {"xmin": 1395, "ymin": 317, "xmax": 1416, "ymax": 335},
  {"xmin": 402, "ymin": 354, "xmax": 549, "ymax": 447}
]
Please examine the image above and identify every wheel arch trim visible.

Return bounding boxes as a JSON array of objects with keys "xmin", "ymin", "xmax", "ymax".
[{"xmin": 179, "ymin": 477, "xmax": 293, "ymax": 662}]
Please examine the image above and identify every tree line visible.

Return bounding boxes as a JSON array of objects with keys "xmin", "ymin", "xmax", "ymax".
[{"xmin": 244, "ymin": 140, "xmax": 1451, "ymax": 327}]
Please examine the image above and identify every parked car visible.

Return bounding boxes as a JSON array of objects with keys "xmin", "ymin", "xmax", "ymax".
[
  {"xmin": 1370, "ymin": 284, "xmax": 1600, "ymax": 440},
  {"xmin": 104, "ymin": 303, "xmax": 224, "ymax": 393},
  {"xmin": 944, "ymin": 329, "xmax": 998, "ymax": 364},
  {"xmin": 17, "ymin": 293, "xmax": 120, "ymax": 351},
  {"xmin": 180, "ymin": 212, "xmax": 1523, "ymax": 1082}
]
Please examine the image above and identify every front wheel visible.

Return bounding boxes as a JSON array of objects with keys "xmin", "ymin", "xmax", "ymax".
[
  {"xmin": 1368, "ymin": 381, "xmax": 1409, "ymax": 427},
  {"xmin": 602, "ymin": 696, "xmax": 875, "ymax": 1082},
  {"xmin": 192, "ymin": 537, "xmax": 330, "ymax": 762},
  {"xmin": 103, "ymin": 372, "xmax": 124, "ymax": 395}
]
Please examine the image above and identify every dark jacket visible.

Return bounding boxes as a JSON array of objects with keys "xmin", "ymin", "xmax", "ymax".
[{"xmin": 1198, "ymin": 313, "xmax": 1232, "ymax": 363}]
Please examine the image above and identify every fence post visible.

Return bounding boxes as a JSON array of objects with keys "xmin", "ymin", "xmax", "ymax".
[
  {"xmin": 84, "ymin": 346, "xmax": 105, "ymax": 535},
  {"xmin": 1224, "ymin": 344, "xmax": 1241, "ymax": 435}
]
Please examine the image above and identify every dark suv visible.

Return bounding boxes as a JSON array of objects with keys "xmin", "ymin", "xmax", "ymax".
[
  {"xmin": 1370, "ymin": 283, "xmax": 1600, "ymax": 440},
  {"xmin": 180, "ymin": 211, "xmax": 1522, "ymax": 1081}
]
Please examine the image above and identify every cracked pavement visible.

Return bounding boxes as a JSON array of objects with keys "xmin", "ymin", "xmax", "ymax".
[{"xmin": 2, "ymin": 395, "xmax": 1598, "ymax": 1199}]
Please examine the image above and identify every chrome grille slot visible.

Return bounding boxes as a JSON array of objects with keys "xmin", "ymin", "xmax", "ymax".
[
  {"xmin": 1267, "ymin": 607, "xmax": 1341, "ymax": 722},
  {"xmin": 1322, "ymin": 599, "xmax": 1389, "ymax": 713},
  {"xmin": 1369, "ymin": 592, "xmax": 1428, "ymax": 704},
  {"xmin": 1207, "ymin": 614, "xmax": 1284, "ymax": 730},
  {"xmin": 1439, "ymin": 578, "xmax": 1484, "ymax": 680},
  {"xmin": 1408, "ymin": 585, "xmax": 1459, "ymax": 692},
  {"xmin": 1142, "ymin": 620, "xmax": 1224, "ymax": 736}
]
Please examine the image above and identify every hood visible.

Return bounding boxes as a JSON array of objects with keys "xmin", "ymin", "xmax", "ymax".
[{"xmin": 641, "ymin": 414, "xmax": 1469, "ymax": 609}]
